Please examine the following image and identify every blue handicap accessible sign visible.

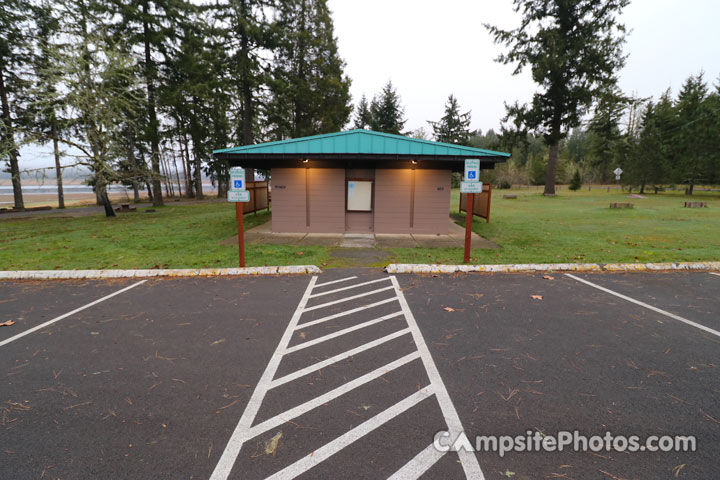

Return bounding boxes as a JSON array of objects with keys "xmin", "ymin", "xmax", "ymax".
[{"xmin": 234, "ymin": 179, "xmax": 244, "ymax": 189}]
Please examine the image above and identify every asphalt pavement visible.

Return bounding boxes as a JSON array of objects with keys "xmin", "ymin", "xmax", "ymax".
[{"xmin": 1, "ymin": 270, "xmax": 718, "ymax": 479}]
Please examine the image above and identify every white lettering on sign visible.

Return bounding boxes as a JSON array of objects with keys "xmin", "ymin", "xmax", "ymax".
[
  {"xmin": 230, "ymin": 167, "xmax": 246, "ymax": 191},
  {"xmin": 228, "ymin": 190, "xmax": 250, "ymax": 202},
  {"xmin": 460, "ymin": 181, "xmax": 483, "ymax": 194},
  {"xmin": 464, "ymin": 159, "xmax": 480, "ymax": 182}
]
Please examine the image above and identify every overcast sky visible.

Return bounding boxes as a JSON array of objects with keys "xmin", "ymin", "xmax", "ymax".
[
  {"xmin": 16, "ymin": 0, "xmax": 720, "ymax": 170},
  {"xmin": 328, "ymin": 0, "xmax": 720, "ymax": 134}
]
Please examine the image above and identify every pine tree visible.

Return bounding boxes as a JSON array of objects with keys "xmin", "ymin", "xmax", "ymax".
[
  {"xmin": 103, "ymin": 0, "xmax": 181, "ymax": 206},
  {"xmin": 353, "ymin": 94, "xmax": 372, "ymax": 129},
  {"xmin": 369, "ymin": 81, "xmax": 405, "ymax": 135},
  {"xmin": 0, "ymin": 0, "xmax": 33, "ymax": 209},
  {"xmin": 568, "ymin": 169, "xmax": 582, "ymax": 191},
  {"xmin": 486, "ymin": 0, "xmax": 630, "ymax": 195},
  {"xmin": 675, "ymin": 73, "xmax": 713, "ymax": 195},
  {"xmin": 428, "ymin": 94, "xmax": 471, "ymax": 145},
  {"xmin": 267, "ymin": 0, "xmax": 351, "ymax": 139},
  {"xmin": 587, "ymin": 87, "xmax": 627, "ymax": 182}
]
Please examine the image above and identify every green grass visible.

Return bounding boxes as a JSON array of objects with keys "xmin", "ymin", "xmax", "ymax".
[
  {"xmin": 388, "ymin": 187, "xmax": 720, "ymax": 265},
  {"xmin": 2, "ymin": 188, "xmax": 719, "ymax": 270},
  {"xmin": 0, "ymin": 203, "xmax": 329, "ymax": 270}
]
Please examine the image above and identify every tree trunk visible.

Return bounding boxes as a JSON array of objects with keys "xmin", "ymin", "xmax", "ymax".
[
  {"xmin": 544, "ymin": 142, "xmax": 559, "ymax": 195},
  {"xmin": 132, "ymin": 182, "xmax": 140, "ymax": 202},
  {"xmin": 142, "ymin": 4, "xmax": 163, "ymax": 207},
  {"xmin": 687, "ymin": 182, "xmax": 694, "ymax": 196},
  {"xmin": 182, "ymin": 135, "xmax": 194, "ymax": 197},
  {"xmin": 239, "ymin": 3, "xmax": 253, "ymax": 146},
  {"xmin": 97, "ymin": 182, "xmax": 116, "ymax": 217},
  {"xmin": 146, "ymin": 181, "xmax": 154, "ymax": 202},
  {"xmin": 171, "ymin": 146, "xmax": 182, "ymax": 197},
  {"xmin": 0, "ymin": 68, "xmax": 24, "ymax": 209},
  {"xmin": 193, "ymin": 142, "xmax": 204, "ymax": 200},
  {"xmin": 639, "ymin": 181, "xmax": 645, "ymax": 194},
  {"xmin": 52, "ymin": 131, "xmax": 65, "ymax": 208}
]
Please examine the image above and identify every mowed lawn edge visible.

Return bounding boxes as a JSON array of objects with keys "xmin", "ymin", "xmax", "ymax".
[{"xmin": 1, "ymin": 188, "xmax": 719, "ymax": 270}]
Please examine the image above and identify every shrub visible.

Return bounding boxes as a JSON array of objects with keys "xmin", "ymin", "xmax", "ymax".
[{"xmin": 569, "ymin": 169, "xmax": 582, "ymax": 191}]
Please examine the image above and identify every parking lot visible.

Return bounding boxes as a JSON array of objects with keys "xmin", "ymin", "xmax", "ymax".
[{"xmin": 2, "ymin": 270, "xmax": 719, "ymax": 479}]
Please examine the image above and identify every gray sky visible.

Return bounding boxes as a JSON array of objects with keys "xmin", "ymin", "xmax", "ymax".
[
  {"xmin": 328, "ymin": 0, "xmax": 720, "ymax": 134},
  {"xmin": 16, "ymin": 0, "xmax": 720, "ymax": 171}
]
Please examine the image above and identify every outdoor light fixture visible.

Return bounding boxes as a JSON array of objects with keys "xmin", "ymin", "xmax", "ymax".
[
  {"xmin": 411, "ymin": 160, "xmax": 418, "ymax": 165},
  {"xmin": 302, "ymin": 158, "xmax": 309, "ymax": 163}
]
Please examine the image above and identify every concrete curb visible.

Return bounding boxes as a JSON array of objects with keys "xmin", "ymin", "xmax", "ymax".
[
  {"xmin": 385, "ymin": 261, "xmax": 720, "ymax": 274},
  {"xmin": 0, "ymin": 265, "xmax": 322, "ymax": 280}
]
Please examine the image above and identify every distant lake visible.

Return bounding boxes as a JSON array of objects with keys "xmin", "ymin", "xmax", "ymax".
[{"xmin": 0, "ymin": 184, "xmax": 219, "ymax": 195}]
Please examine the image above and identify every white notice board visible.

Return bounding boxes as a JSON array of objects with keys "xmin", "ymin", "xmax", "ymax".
[{"xmin": 347, "ymin": 180, "xmax": 373, "ymax": 211}]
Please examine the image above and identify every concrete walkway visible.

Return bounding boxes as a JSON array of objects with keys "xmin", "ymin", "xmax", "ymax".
[{"xmin": 222, "ymin": 218, "xmax": 499, "ymax": 249}]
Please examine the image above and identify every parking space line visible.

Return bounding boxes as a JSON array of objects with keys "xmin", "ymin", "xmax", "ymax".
[
  {"xmin": 314, "ymin": 276, "xmax": 358, "ymax": 287},
  {"xmin": 296, "ymin": 297, "xmax": 398, "ymax": 329},
  {"xmin": 388, "ymin": 442, "xmax": 448, "ymax": 480},
  {"xmin": 270, "ymin": 329, "xmax": 412, "ymax": 389},
  {"xmin": 210, "ymin": 276, "xmax": 318, "ymax": 480},
  {"xmin": 0, "ymin": 280, "xmax": 147, "ymax": 348},
  {"xmin": 284, "ymin": 311, "xmax": 404, "ymax": 354},
  {"xmin": 302, "ymin": 286, "xmax": 396, "ymax": 312},
  {"xmin": 247, "ymin": 352, "xmax": 422, "ymax": 439},
  {"xmin": 309, "ymin": 277, "xmax": 390, "ymax": 298},
  {"xmin": 390, "ymin": 276, "xmax": 485, "ymax": 479},
  {"xmin": 266, "ymin": 387, "xmax": 434, "ymax": 480},
  {"xmin": 566, "ymin": 274, "xmax": 720, "ymax": 338}
]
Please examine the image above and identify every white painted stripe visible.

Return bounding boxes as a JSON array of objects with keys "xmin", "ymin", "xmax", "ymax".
[
  {"xmin": 710, "ymin": 272, "xmax": 720, "ymax": 277},
  {"xmin": 295, "ymin": 297, "xmax": 398, "ymax": 329},
  {"xmin": 390, "ymin": 276, "xmax": 486, "ymax": 480},
  {"xmin": 314, "ymin": 276, "xmax": 358, "ymax": 287},
  {"xmin": 0, "ymin": 280, "xmax": 146, "ymax": 348},
  {"xmin": 0, "ymin": 266, "xmax": 320, "ymax": 279},
  {"xmin": 388, "ymin": 442, "xmax": 448, "ymax": 480},
  {"xmin": 285, "ymin": 312, "xmax": 404, "ymax": 354},
  {"xmin": 210, "ymin": 276, "xmax": 318, "ymax": 480},
  {"xmin": 270, "ymin": 328, "xmax": 412, "ymax": 389},
  {"xmin": 266, "ymin": 387, "xmax": 434, "ymax": 480},
  {"xmin": 309, "ymin": 278, "xmax": 390, "ymax": 298},
  {"xmin": 302, "ymin": 286, "xmax": 395, "ymax": 312},
  {"xmin": 566, "ymin": 274, "xmax": 720, "ymax": 338},
  {"xmin": 247, "ymin": 352, "xmax": 421, "ymax": 439}
]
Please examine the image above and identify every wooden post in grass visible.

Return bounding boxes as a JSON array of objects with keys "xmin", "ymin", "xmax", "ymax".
[
  {"xmin": 464, "ymin": 193, "xmax": 474, "ymax": 263},
  {"xmin": 236, "ymin": 202, "xmax": 245, "ymax": 267}
]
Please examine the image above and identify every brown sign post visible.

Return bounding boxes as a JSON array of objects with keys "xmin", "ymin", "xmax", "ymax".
[
  {"xmin": 463, "ymin": 192, "xmax": 474, "ymax": 263},
  {"xmin": 235, "ymin": 202, "xmax": 245, "ymax": 267}
]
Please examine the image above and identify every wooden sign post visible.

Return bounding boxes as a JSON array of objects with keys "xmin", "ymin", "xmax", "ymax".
[
  {"xmin": 463, "ymin": 193, "xmax": 474, "ymax": 263},
  {"xmin": 228, "ymin": 167, "xmax": 250, "ymax": 267}
]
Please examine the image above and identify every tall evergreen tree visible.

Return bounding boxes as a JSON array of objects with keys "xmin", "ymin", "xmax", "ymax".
[
  {"xmin": 267, "ymin": 0, "xmax": 351, "ymax": 139},
  {"xmin": 587, "ymin": 87, "xmax": 627, "ymax": 182},
  {"xmin": 675, "ymin": 73, "xmax": 714, "ymax": 194},
  {"xmin": 353, "ymin": 94, "xmax": 372, "ymax": 129},
  {"xmin": 31, "ymin": 0, "xmax": 67, "ymax": 208},
  {"xmin": 104, "ymin": 0, "xmax": 181, "ymax": 206},
  {"xmin": 0, "ymin": 0, "xmax": 32, "ymax": 209},
  {"xmin": 369, "ymin": 80, "xmax": 405, "ymax": 135},
  {"xmin": 486, "ymin": 0, "xmax": 629, "ymax": 195},
  {"xmin": 428, "ymin": 94, "xmax": 471, "ymax": 145}
]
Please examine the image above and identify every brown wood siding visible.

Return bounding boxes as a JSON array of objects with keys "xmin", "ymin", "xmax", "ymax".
[
  {"xmin": 270, "ymin": 168, "xmax": 307, "ymax": 233},
  {"xmin": 374, "ymin": 169, "xmax": 412, "ymax": 234},
  {"xmin": 308, "ymin": 168, "xmax": 345, "ymax": 233},
  {"xmin": 412, "ymin": 169, "xmax": 451, "ymax": 234}
]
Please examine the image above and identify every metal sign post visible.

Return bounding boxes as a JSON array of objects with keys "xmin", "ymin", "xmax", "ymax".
[
  {"xmin": 228, "ymin": 166, "xmax": 250, "ymax": 267},
  {"xmin": 461, "ymin": 160, "xmax": 481, "ymax": 263},
  {"xmin": 613, "ymin": 167, "xmax": 623, "ymax": 189}
]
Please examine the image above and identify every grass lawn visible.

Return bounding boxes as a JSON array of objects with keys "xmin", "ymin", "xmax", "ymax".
[
  {"xmin": 0, "ymin": 203, "xmax": 328, "ymax": 270},
  {"xmin": 389, "ymin": 187, "xmax": 720, "ymax": 265},
  {"xmin": 1, "ymin": 187, "xmax": 718, "ymax": 270}
]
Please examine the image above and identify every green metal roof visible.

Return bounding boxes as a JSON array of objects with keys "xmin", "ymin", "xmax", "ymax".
[{"xmin": 213, "ymin": 129, "xmax": 510, "ymax": 158}]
